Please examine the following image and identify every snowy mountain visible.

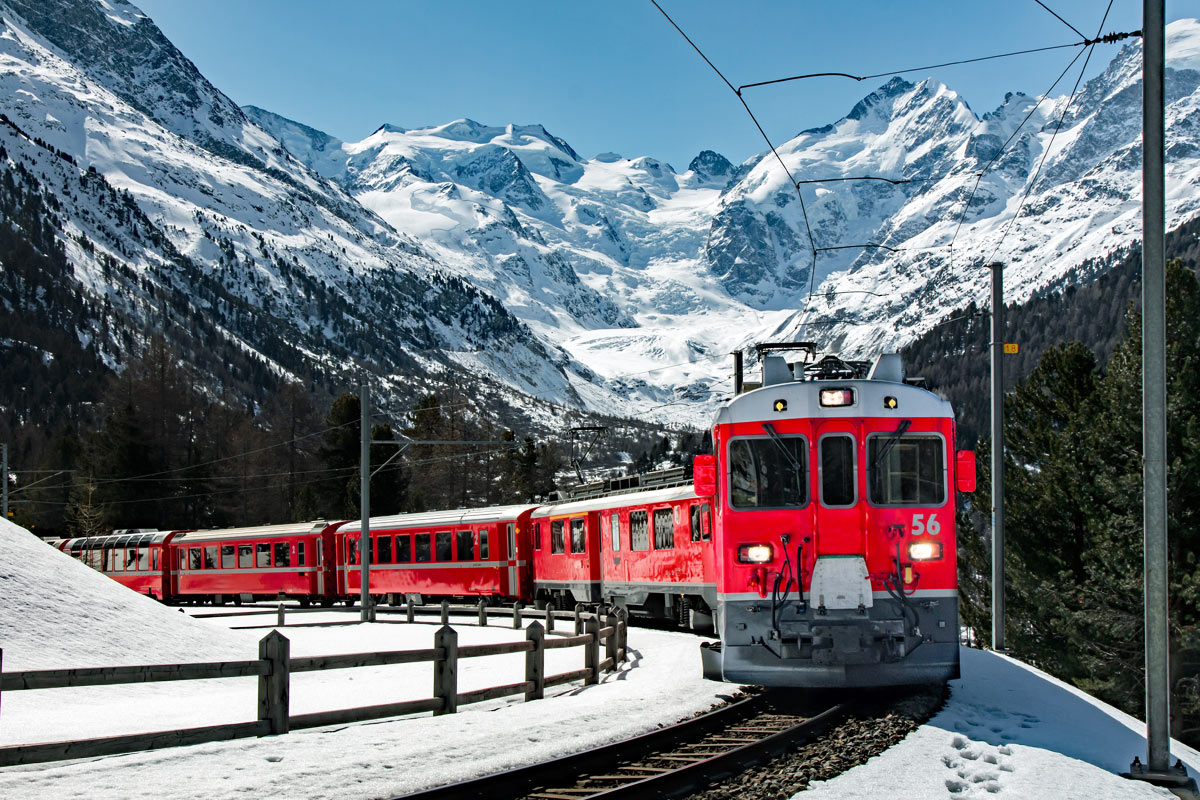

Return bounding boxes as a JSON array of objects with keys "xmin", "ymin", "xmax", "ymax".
[
  {"xmin": 0, "ymin": 0, "xmax": 593, "ymax": 424},
  {"xmin": 6, "ymin": 0, "xmax": 1200, "ymax": 427},
  {"xmin": 250, "ymin": 22, "xmax": 1200, "ymax": 421}
]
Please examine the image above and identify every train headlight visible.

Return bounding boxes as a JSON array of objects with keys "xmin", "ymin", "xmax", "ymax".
[
  {"xmin": 819, "ymin": 388, "xmax": 855, "ymax": 407},
  {"xmin": 908, "ymin": 541, "xmax": 943, "ymax": 561},
  {"xmin": 737, "ymin": 544, "xmax": 774, "ymax": 564}
]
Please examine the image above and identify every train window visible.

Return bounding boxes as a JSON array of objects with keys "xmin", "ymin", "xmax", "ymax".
[
  {"xmin": 205, "ymin": 546, "xmax": 218, "ymax": 569},
  {"xmin": 479, "ymin": 530, "xmax": 489, "ymax": 559},
  {"xmin": 551, "ymin": 520, "xmax": 565, "ymax": 554},
  {"xmin": 221, "ymin": 545, "xmax": 235, "ymax": 569},
  {"xmin": 701, "ymin": 503, "xmax": 712, "ymax": 541},
  {"xmin": 256, "ymin": 543, "xmax": 271, "ymax": 568},
  {"xmin": 297, "ymin": 542, "xmax": 306, "ymax": 566},
  {"xmin": 436, "ymin": 531, "xmax": 453, "ymax": 561},
  {"xmin": 347, "ymin": 537, "xmax": 358, "ymax": 565},
  {"xmin": 152, "ymin": 549, "xmax": 158, "ymax": 570},
  {"xmin": 570, "ymin": 519, "xmax": 586, "ymax": 554},
  {"xmin": 238, "ymin": 544, "xmax": 252, "ymax": 568},
  {"xmin": 630, "ymin": 510, "xmax": 649, "ymax": 551},
  {"xmin": 507, "ymin": 524, "xmax": 515, "ymax": 556},
  {"xmin": 611, "ymin": 513, "xmax": 621, "ymax": 552},
  {"xmin": 457, "ymin": 530, "xmax": 475, "ymax": 561},
  {"xmin": 415, "ymin": 533, "xmax": 431, "ymax": 563},
  {"xmin": 397, "ymin": 534, "xmax": 412, "ymax": 563},
  {"xmin": 729, "ymin": 436, "xmax": 808, "ymax": 509},
  {"xmin": 189, "ymin": 548, "xmax": 203, "ymax": 570},
  {"xmin": 533, "ymin": 522, "xmax": 542, "ymax": 551},
  {"xmin": 125, "ymin": 548, "xmax": 138, "ymax": 570},
  {"xmin": 868, "ymin": 435, "xmax": 946, "ymax": 506},
  {"xmin": 819, "ymin": 435, "xmax": 856, "ymax": 507},
  {"xmin": 653, "ymin": 509, "xmax": 674, "ymax": 550},
  {"xmin": 377, "ymin": 536, "xmax": 393, "ymax": 564},
  {"xmin": 690, "ymin": 505, "xmax": 702, "ymax": 542},
  {"xmin": 275, "ymin": 542, "xmax": 291, "ymax": 567}
]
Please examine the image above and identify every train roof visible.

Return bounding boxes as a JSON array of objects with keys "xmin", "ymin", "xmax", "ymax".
[
  {"xmin": 716, "ymin": 377, "xmax": 953, "ymax": 426},
  {"xmin": 334, "ymin": 504, "xmax": 537, "ymax": 533},
  {"xmin": 173, "ymin": 522, "xmax": 330, "ymax": 543},
  {"xmin": 531, "ymin": 485, "xmax": 698, "ymax": 518},
  {"xmin": 61, "ymin": 530, "xmax": 177, "ymax": 547}
]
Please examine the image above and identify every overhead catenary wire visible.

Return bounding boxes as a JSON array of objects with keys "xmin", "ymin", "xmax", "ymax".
[
  {"xmin": 984, "ymin": 0, "xmax": 1114, "ymax": 266},
  {"xmin": 650, "ymin": 0, "xmax": 819, "ymax": 288},
  {"xmin": 1033, "ymin": 0, "xmax": 1087, "ymax": 40}
]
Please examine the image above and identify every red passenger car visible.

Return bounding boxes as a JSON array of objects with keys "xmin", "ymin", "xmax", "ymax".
[
  {"xmin": 59, "ymin": 530, "xmax": 184, "ymax": 600},
  {"xmin": 594, "ymin": 486, "xmax": 716, "ymax": 630},
  {"xmin": 701, "ymin": 350, "xmax": 975, "ymax": 688},
  {"xmin": 529, "ymin": 501, "xmax": 602, "ymax": 608},
  {"xmin": 333, "ymin": 505, "xmax": 536, "ymax": 604},
  {"xmin": 172, "ymin": 522, "xmax": 338, "ymax": 605}
]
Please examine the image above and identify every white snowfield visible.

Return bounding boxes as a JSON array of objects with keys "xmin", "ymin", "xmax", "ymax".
[{"xmin": 0, "ymin": 518, "xmax": 1196, "ymax": 800}]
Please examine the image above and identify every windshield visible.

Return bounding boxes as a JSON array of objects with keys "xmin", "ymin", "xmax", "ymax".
[
  {"xmin": 868, "ymin": 434, "xmax": 946, "ymax": 506},
  {"xmin": 729, "ymin": 433, "xmax": 808, "ymax": 509}
]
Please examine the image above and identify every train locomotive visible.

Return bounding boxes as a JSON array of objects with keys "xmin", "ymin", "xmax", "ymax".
[
  {"xmin": 51, "ymin": 344, "xmax": 973, "ymax": 689},
  {"xmin": 698, "ymin": 345, "xmax": 975, "ymax": 687}
]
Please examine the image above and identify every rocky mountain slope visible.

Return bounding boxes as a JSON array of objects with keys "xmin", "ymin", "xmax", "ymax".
[
  {"xmin": 5, "ymin": 0, "xmax": 1200, "ymax": 429},
  {"xmin": 0, "ymin": 0, "xmax": 592, "ymax": 429}
]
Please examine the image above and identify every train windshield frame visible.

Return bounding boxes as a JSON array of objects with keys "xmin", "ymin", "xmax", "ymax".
[
  {"xmin": 866, "ymin": 432, "xmax": 947, "ymax": 507},
  {"xmin": 727, "ymin": 434, "xmax": 809, "ymax": 510}
]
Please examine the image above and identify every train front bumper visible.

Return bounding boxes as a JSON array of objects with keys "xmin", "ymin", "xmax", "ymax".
[{"xmin": 712, "ymin": 593, "xmax": 960, "ymax": 688}]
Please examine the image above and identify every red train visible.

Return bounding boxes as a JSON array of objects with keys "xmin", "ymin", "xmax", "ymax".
[{"xmin": 53, "ymin": 346, "xmax": 974, "ymax": 688}]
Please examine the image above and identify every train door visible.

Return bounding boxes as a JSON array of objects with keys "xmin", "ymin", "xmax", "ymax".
[
  {"xmin": 505, "ymin": 523, "xmax": 518, "ymax": 598},
  {"xmin": 810, "ymin": 420, "xmax": 871, "ymax": 609},
  {"xmin": 607, "ymin": 510, "xmax": 628, "ymax": 587},
  {"xmin": 812, "ymin": 421, "xmax": 862, "ymax": 554}
]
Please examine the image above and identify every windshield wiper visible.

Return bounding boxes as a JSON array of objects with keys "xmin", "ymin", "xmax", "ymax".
[
  {"xmin": 762, "ymin": 423, "xmax": 802, "ymax": 472},
  {"xmin": 872, "ymin": 419, "xmax": 912, "ymax": 470},
  {"xmin": 762, "ymin": 422, "xmax": 807, "ymax": 502}
]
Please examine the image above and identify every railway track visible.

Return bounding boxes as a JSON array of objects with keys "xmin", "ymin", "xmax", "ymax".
[{"xmin": 395, "ymin": 691, "xmax": 852, "ymax": 800}]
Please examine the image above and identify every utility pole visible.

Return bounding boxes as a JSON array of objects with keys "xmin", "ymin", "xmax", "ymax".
[
  {"xmin": 1127, "ymin": 3, "xmax": 1196, "ymax": 793},
  {"xmin": 988, "ymin": 262, "xmax": 1007, "ymax": 653},
  {"xmin": 359, "ymin": 378, "xmax": 372, "ymax": 623},
  {"xmin": 2, "ymin": 442, "xmax": 8, "ymax": 521}
]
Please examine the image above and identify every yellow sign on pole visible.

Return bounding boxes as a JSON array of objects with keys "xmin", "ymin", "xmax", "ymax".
[{"xmin": 1003, "ymin": 343, "xmax": 1019, "ymax": 354}]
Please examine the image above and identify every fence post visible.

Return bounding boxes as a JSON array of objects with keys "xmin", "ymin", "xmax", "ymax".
[
  {"xmin": 574, "ymin": 603, "xmax": 584, "ymax": 635},
  {"xmin": 406, "ymin": 597, "xmax": 415, "ymax": 624},
  {"xmin": 258, "ymin": 630, "xmax": 290, "ymax": 735},
  {"xmin": 433, "ymin": 625, "xmax": 458, "ymax": 716},
  {"xmin": 512, "ymin": 601, "xmax": 523, "ymax": 630},
  {"xmin": 525, "ymin": 621, "xmax": 544, "ymax": 701},
  {"xmin": 440, "ymin": 599, "xmax": 450, "ymax": 625},
  {"xmin": 478, "ymin": 598, "xmax": 487, "ymax": 626},
  {"xmin": 544, "ymin": 605, "xmax": 554, "ymax": 634},
  {"xmin": 584, "ymin": 616, "xmax": 600, "ymax": 685},
  {"xmin": 605, "ymin": 612, "xmax": 619, "ymax": 672},
  {"xmin": 618, "ymin": 608, "xmax": 628, "ymax": 662},
  {"xmin": 276, "ymin": 602, "xmax": 285, "ymax": 628}
]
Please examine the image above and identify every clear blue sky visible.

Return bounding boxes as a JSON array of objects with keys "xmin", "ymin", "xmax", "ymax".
[{"xmin": 134, "ymin": 1, "xmax": 1199, "ymax": 170}]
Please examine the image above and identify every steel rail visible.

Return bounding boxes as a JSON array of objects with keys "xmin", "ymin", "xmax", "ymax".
[{"xmin": 394, "ymin": 692, "xmax": 849, "ymax": 800}]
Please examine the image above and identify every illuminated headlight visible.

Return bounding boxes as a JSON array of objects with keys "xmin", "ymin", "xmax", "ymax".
[
  {"xmin": 819, "ymin": 388, "xmax": 855, "ymax": 407},
  {"xmin": 737, "ymin": 544, "xmax": 774, "ymax": 564},
  {"xmin": 908, "ymin": 541, "xmax": 943, "ymax": 561}
]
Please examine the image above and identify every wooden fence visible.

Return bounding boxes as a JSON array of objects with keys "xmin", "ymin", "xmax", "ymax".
[{"xmin": 0, "ymin": 612, "xmax": 628, "ymax": 768}]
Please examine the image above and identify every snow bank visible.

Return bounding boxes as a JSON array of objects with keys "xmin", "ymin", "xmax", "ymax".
[
  {"xmin": 800, "ymin": 647, "xmax": 1199, "ymax": 800},
  {"xmin": 0, "ymin": 618, "xmax": 737, "ymax": 800},
  {"xmin": 0, "ymin": 520, "xmax": 254, "ymax": 670}
]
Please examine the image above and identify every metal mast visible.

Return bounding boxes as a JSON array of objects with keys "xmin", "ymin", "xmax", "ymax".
[
  {"xmin": 360, "ymin": 379, "xmax": 372, "ymax": 622},
  {"xmin": 989, "ymin": 262, "xmax": 1006, "ymax": 652},
  {"xmin": 1140, "ymin": 0, "xmax": 1171, "ymax": 776}
]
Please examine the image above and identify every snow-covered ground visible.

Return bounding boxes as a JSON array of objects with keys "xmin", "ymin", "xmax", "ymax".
[{"xmin": 1, "ymin": 518, "xmax": 1197, "ymax": 799}]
